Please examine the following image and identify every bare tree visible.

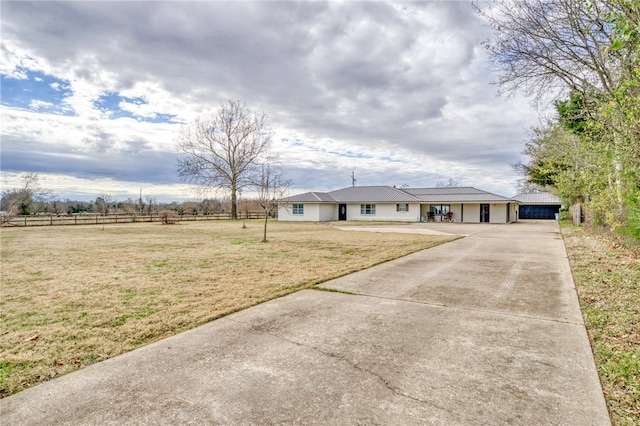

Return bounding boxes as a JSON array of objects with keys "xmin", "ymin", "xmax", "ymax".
[
  {"xmin": 180, "ymin": 201, "xmax": 198, "ymax": 216},
  {"xmin": 1, "ymin": 173, "xmax": 51, "ymax": 215},
  {"xmin": 253, "ymin": 158, "xmax": 290, "ymax": 242},
  {"xmin": 94, "ymin": 194, "xmax": 112, "ymax": 230},
  {"xmin": 436, "ymin": 178, "xmax": 459, "ymax": 188},
  {"xmin": 50, "ymin": 199, "xmax": 67, "ymax": 215},
  {"xmin": 200, "ymin": 198, "xmax": 223, "ymax": 215},
  {"xmin": 121, "ymin": 198, "xmax": 137, "ymax": 215},
  {"xmin": 476, "ymin": 0, "xmax": 635, "ymax": 102},
  {"xmin": 176, "ymin": 100, "xmax": 273, "ymax": 220},
  {"xmin": 144, "ymin": 196, "xmax": 157, "ymax": 215}
]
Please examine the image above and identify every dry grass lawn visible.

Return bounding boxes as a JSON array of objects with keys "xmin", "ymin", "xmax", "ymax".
[
  {"xmin": 562, "ymin": 224, "xmax": 640, "ymax": 425},
  {"xmin": 0, "ymin": 220, "xmax": 457, "ymax": 397}
]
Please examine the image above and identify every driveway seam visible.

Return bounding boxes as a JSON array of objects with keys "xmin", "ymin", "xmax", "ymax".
[{"xmin": 312, "ymin": 288, "xmax": 586, "ymax": 326}]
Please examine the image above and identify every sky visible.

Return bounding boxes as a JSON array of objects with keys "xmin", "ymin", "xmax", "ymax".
[{"xmin": 1, "ymin": 1, "xmax": 542, "ymax": 203}]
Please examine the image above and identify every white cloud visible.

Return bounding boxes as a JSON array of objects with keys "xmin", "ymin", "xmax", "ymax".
[
  {"xmin": 28, "ymin": 99, "xmax": 54, "ymax": 110},
  {"xmin": 0, "ymin": 1, "xmax": 540, "ymax": 202}
]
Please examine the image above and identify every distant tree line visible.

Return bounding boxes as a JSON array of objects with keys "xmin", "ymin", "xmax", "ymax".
[{"xmin": 1, "ymin": 173, "xmax": 266, "ymax": 217}]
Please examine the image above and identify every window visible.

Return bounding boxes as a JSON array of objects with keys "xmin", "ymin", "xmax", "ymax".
[
  {"xmin": 292, "ymin": 204, "xmax": 304, "ymax": 215},
  {"xmin": 396, "ymin": 203, "xmax": 409, "ymax": 212},
  {"xmin": 429, "ymin": 204, "xmax": 450, "ymax": 215},
  {"xmin": 360, "ymin": 204, "xmax": 376, "ymax": 215}
]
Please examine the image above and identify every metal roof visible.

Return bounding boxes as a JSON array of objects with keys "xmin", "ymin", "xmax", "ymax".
[
  {"xmin": 279, "ymin": 192, "xmax": 334, "ymax": 202},
  {"xmin": 402, "ymin": 187, "xmax": 512, "ymax": 202},
  {"xmin": 512, "ymin": 192, "xmax": 562, "ymax": 205},
  {"xmin": 280, "ymin": 186, "xmax": 514, "ymax": 204},
  {"xmin": 329, "ymin": 186, "xmax": 420, "ymax": 203},
  {"xmin": 404, "ymin": 187, "xmax": 488, "ymax": 196},
  {"xmin": 409, "ymin": 193, "xmax": 512, "ymax": 202}
]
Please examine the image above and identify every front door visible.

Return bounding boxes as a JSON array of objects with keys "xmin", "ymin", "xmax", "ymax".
[
  {"xmin": 338, "ymin": 204, "xmax": 347, "ymax": 221},
  {"xmin": 480, "ymin": 204, "xmax": 490, "ymax": 223}
]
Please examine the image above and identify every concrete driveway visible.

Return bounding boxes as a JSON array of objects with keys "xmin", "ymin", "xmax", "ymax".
[{"xmin": 0, "ymin": 221, "xmax": 610, "ymax": 425}]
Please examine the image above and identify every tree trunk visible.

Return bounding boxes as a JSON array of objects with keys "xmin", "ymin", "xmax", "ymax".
[
  {"xmin": 262, "ymin": 214, "xmax": 268, "ymax": 242},
  {"xmin": 230, "ymin": 187, "xmax": 237, "ymax": 220}
]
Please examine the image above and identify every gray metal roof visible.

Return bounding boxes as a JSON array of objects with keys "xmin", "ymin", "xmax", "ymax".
[
  {"xmin": 280, "ymin": 186, "xmax": 514, "ymax": 204},
  {"xmin": 512, "ymin": 192, "xmax": 562, "ymax": 205},
  {"xmin": 403, "ymin": 187, "xmax": 512, "ymax": 203},
  {"xmin": 404, "ymin": 187, "xmax": 488, "ymax": 196},
  {"xmin": 329, "ymin": 186, "xmax": 420, "ymax": 202},
  {"xmin": 279, "ymin": 192, "xmax": 334, "ymax": 202}
]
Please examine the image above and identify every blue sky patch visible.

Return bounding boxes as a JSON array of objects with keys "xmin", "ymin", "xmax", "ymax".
[
  {"xmin": 145, "ymin": 112, "xmax": 178, "ymax": 124},
  {"xmin": 94, "ymin": 92, "xmax": 142, "ymax": 120},
  {"xmin": 380, "ymin": 156, "xmax": 408, "ymax": 164},
  {"xmin": 328, "ymin": 150, "xmax": 373, "ymax": 159},
  {"xmin": 94, "ymin": 92, "xmax": 176, "ymax": 123},
  {"xmin": 1, "ymin": 69, "xmax": 75, "ymax": 116}
]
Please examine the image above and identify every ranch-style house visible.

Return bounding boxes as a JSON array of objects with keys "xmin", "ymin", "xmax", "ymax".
[{"xmin": 278, "ymin": 186, "xmax": 519, "ymax": 224}]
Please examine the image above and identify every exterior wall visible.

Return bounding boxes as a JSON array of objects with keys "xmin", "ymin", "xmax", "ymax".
[
  {"xmin": 509, "ymin": 203, "xmax": 519, "ymax": 223},
  {"xmin": 279, "ymin": 201, "xmax": 515, "ymax": 223},
  {"xmin": 318, "ymin": 204, "xmax": 337, "ymax": 221},
  {"xmin": 462, "ymin": 204, "xmax": 481, "ymax": 223},
  {"xmin": 490, "ymin": 203, "xmax": 507, "ymax": 224},
  {"xmin": 450, "ymin": 204, "xmax": 462, "ymax": 222},
  {"xmin": 278, "ymin": 203, "xmax": 322, "ymax": 221},
  {"xmin": 347, "ymin": 203, "xmax": 420, "ymax": 222}
]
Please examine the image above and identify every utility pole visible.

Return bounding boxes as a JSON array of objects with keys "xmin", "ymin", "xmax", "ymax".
[{"xmin": 351, "ymin": 171, "xmax": 356, "ymax": 187}]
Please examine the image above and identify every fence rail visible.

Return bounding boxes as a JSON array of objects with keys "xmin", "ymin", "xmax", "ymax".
[{"xmin": 0, "ymin": 212, "xmax": 267, "ymax": 227}]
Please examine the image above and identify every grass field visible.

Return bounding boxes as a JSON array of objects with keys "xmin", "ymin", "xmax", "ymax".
[
  {"xmin": 0, "ymin": 220, "xmax": 457, "ymax": 397},
  {"xmin": 561, "ymin": 224, "xmax": 640, "ymax": 426},
  {"xmin": 2, "ymin": 220, "xmax": 638, "ymax": 424}
]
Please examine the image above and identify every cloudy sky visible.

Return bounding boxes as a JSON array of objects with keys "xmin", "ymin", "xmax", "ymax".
[{"xmin": 1, "ymin": 1, "xmax": 541, "ymax": 203}]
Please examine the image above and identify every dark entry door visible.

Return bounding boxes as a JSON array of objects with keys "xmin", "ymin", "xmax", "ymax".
[
  {"xmin": 338, "ymin": 204, "xmax": 347, "ymax": 221},
  {"xmin": 480, "ymin": 204, "xmax": 490, "ymax": 223}
]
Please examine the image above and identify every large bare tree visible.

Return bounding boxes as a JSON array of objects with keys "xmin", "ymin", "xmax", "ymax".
[
  {"xmin": 176, "ymin": 100, "xmax": 273, "ymax": 220},
  {"xmin": 476, "ymin": 0, "xmax": 637, "ymax": 102}
]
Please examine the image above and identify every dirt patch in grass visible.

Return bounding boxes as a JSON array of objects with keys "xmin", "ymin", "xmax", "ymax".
[
  {"xmin": 561, "ymin": 224, "xmax": 640, "ymax": 425},
  {"xmin": 0, "ymin": 220, "xmax": 457, "ymax": 397}
]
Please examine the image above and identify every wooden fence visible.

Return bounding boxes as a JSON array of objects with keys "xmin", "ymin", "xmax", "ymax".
[{"xmin": 0, "ymin": 212, "xmax": 267, "ymax": 227}]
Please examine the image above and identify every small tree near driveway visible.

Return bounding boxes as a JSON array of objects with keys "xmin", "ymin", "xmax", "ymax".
[{"xmin": 254, "ymin": 158, "xmax": 289, "ymax": 242}]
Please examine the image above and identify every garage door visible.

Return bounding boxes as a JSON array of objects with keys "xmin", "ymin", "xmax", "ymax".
[{"xmin": 520, "ymin": 205, "xmax": 559, "ymax": 220}]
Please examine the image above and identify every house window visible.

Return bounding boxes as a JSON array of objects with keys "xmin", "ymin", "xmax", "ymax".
[
  {"xmin": 396, "ymin": 203, "xmax": 409, "ymax": 212},
  {"xmin": 430, "ymin": 204, "xmax": 450, "ymax": 215},
  {"xmin": 292, "ymin": 204, "xmax": 304, "ymax": 215},
  {"xmin": 360, "ymin": 204, "xmax": 376, "ymax": 215}
]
